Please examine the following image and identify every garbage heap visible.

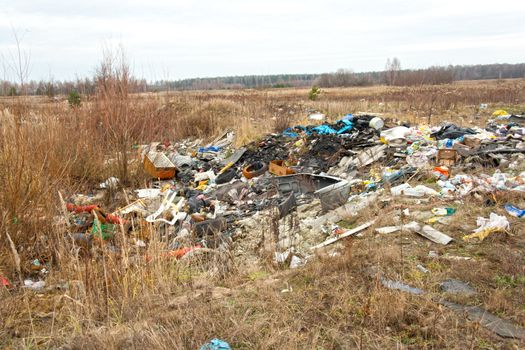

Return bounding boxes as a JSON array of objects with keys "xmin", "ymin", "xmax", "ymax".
[{"xmin": 59, "ymin": 111, "xmax": 525, "ymax": 271}]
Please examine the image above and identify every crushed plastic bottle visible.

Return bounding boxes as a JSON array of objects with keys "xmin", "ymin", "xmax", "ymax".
[
  {"xmin": 431, "ymin": 207, "xmax": 456, "ymax": 216},
  {"xmin": 505, "ymin": 204, "xmax": 525, "ymax": 218}
]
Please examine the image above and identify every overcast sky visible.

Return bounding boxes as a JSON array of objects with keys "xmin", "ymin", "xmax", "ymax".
[{"xmin": 1, "ymin": 0, "xmax": 524, "ymax": 81}]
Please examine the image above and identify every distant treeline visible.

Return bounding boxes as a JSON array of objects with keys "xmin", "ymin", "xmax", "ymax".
[
  {"xmin": 1, "ymin": 63, "xmax": 524, "ymax": 96},
  {"xmin": 151, "ymin": 63, "xmax": 525, "ymax": 90},
  {"xmin": 152, "ymin": 74, "xmax": 319, "ymax": 91}
]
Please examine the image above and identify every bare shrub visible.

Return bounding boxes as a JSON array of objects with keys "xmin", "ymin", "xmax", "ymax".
[{"xmin": 93, "ymin": 46, "xmax": 136, "ymax": 184}]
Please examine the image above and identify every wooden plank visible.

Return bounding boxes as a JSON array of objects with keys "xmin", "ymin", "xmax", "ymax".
[{"xmin": 311, "ymin": 220, "xmax": 375, "ymax": 250}]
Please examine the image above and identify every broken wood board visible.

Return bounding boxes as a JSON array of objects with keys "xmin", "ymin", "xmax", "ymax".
[{"xmin": 311, "ymin": 220, "xmax": 375, "ymax": 250}]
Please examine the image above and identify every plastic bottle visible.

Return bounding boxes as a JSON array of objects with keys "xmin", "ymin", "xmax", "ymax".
[
  {"xmin": 505, "ymin": 204, "xmax": 525, "ymax": 218},
  {"xmin": 369, "ymin": 117, "xmax": 384, "ymax": 130},
  {"xmin": 431, "ymin": 207, "xmax": 456, "ymax": 216}
]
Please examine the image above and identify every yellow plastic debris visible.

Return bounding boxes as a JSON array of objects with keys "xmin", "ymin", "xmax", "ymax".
[
  {"xmin": 426, "ymin": 217, "xmax": 440, "ymax": 224},
  {"xmin": 492, "ymin": 109, "xmax": 509, "ymax": 117},
  {"xmin": 218, "ymin": 162, "xmax": 233, "ymax": 174},
  {"xmin": 195, "ymin": 180, "xmax": 209, "ymax": 191},
  {"xmin": 462, "ymin": 228, "xmax": 505, "ymax": 242}
]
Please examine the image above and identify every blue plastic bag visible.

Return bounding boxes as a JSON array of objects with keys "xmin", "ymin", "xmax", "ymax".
[
  {"xmin": 282, "ymin": 125, "xmax": 311, "ymax": 137},
  {"xmin": 198, "ymin": 146, "xmax": 221, "ymax": 153},
  {"xmin": 312, "ymin": 125, "xmax": 337, "ymax": 134},
  {"xmin": 199, "ymin": 338, "xmax": 232, "ymax": 350},
  {"xmin": 282, "ymin": 128, "xmax": 299, "ymax": 138},
  {"xmin": 336, "ymin": 119, "xmax": 353, "ymax": 134}
]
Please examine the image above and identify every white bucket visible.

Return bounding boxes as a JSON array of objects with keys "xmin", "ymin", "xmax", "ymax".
[{"xmin": 369, "ymin": 117, "xmax": 384, "ymax": 130}]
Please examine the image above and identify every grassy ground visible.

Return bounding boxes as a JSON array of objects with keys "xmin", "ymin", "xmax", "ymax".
[{"xmin": 1, "ymin": 80, "xmax": 525, "ymax": 349}]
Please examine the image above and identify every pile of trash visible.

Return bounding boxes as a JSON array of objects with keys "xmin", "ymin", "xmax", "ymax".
[
  {"xmin": 3, "ymin": 108, "xmax": 523, "ymax": 346},
  {"xmin": 43, "ymin": 110, "xmax": 524, "ymax": 275}
]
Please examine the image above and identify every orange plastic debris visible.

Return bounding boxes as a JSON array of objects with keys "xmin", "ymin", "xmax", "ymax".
[
  {"xmin": 166, "ymin": 245, "xmax": 202, "ymax": 259},
  {"xmin": 1, "ymin": 276, "xmax": 10, "ymax": 288},
  {"xmin": 433, "ymin": 166, "xmax": 450, "ymax": 179},
  {"xmin": 269, "ymin": 160, "xmax": 296, "ymax": 176},
  {"xmin": 66, "ymin": 203, "xmax": 99, "ymax": 213},
  {"xmin": 66, "ymin": 203, "xmax": 127, "ymax": 225}
]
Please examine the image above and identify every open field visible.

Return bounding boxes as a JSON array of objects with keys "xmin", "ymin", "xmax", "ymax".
[{"xmin": 1, "ymin": 80, "xmax": 525, "ymax": 349}]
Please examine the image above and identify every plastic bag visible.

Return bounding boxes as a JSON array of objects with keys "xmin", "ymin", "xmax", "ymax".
[{"xmin": 463, "ymin": 213, "xmax": 510, "ymax": 241}]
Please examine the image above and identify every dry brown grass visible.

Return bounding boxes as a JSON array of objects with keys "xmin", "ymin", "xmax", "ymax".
[{"xmin": 1, "ymin": 79, "xmax": 525, "ymax": 349}]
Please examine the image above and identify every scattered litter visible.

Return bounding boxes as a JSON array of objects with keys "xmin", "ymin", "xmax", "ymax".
[
  {"xmin": 170, "ymin": 154, "xmax": 194, "ymax": 168},
  {"xmin": 375, "ymin": 220, "xmax": 453, "ymax": 246},
  {"xmin": 429, "ymin": 251, "xmax": 473, "ymax": 261},
  {"xmin": 427, "ymin": 207, "xmax": 456, "ymax": 223},
  {"xmin": 144, "ymin": 152, "xmax": 176, "ymax": 179},
  {"xmin": 135, "ymin": 188, "xmax": 161, "ymax": 198},
  {"xmin": 431, "ymin": 124, "xmax": 477, "ymax": 140},
  {"xmin": 375, "ymin": 267, "xmax": 525, "ymax": 340},
  {"xmin": 391, "ymin": 184, "xmax": 438, "ymax": 197},
  {"xmin": 275, "ymin": 173, "xmax": 351, "ymax": 212},
  {"xmin": 505, "ymin": 204, "xmax": 525, "ymax": 218},
  {"xmin": 428, "ymin": 251, "xmax": 439, "ymax": 258},
  {"xmin": 99, "ymin": 177, "xmax": 119, "ymax": 189},
  {"xmin": 375, "ymin": 268, "xmax": 525, "ymax": 340},
  {"xmin": 311, "ymin": 221, "xmax": 374, "ymax": 250},
  {"xmin": 432, "ymin": 166, "xmax": 449, "ymax": 180},
  {"xmin": 269, "ymin": 160, "xmax": 296, "ymax": 176},
  {"xmin": 243, "ymin": 161, "xmax": 268, "ymax": 179},
  {"xmin": 50, "ymin": 113, "xmax": 523, "ymax": 284},
  {"xmin": 135, "ymin": 239, "xmax": 146, "ymax": 248},
  {"xmin": 355, "ymin": 144, "xmax": 387, "ymax": 167},
  {"xmin": 369, "ymin": 116, "xmax": 384, "ymax": 130},
  {"xmin": 199, "ymin": 338, "xmax": 232, "ymax": 350},
  {"xmin": 281, "ymin": 282, "xmax": 293, "ymax": 293},
  {"xmin": 290, "ymin": 255, "xmax": 304, "ymax": 269},
  {"xmin": 380, "ymin": 277, "xmax": 425, "ymax": 295},
  {"xmin": 437, "ymin": 149, "xmax": 458, "ymax": 166},
  {"xmin": 221, "ymin": 147, "xmax": 246, "ymax": 166},
  {"xmin": 380, "ymin": 126, "xmax": 410, "ymax": 146},
  {"xmin": 492, "ymin": 109, "xmax": 509, "ymax": 117},
  {"xmin": 273, "ymin": 249, "xmax": 305, "ymax": 269},
  {"xmin": 416, "ymin": 264, "xmax": 429, "ymax": 274},
  {"xmin": 405, "ymin": 222, "xmax": 453, "ymax": 245},
  {"xmin": 23, "ymin": 279, "xmax": 46, "ymax": 290},
  {"xmin": 375, "ymin": 226, "xmax": 402, "ymax": 234},
  {"xmin": 441, "ymin": 300, "xmax": 525, "ymax": 340},
  {"xmin": 463, "ymin": 213, "xmax": 510, "ymax": 241},
  {"xmin": 439, "ymin": 279, "xmax": 477, "ymax": 295},
  {"xmin": 431, "ymin": 207, "xmax": 456, "ymax": 216},
  {"xmin": 4, "ymin": 83, "xmax": 525, "ymax": 349},
  {"xmin": 308, "ymin": 112, "xmax": 325, "ymax": 121},
  {"xmin": 1, "ymin": 276, "xmax": 11, "ymax": 288}
]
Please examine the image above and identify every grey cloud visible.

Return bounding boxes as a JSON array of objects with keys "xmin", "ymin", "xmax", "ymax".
[{"xmin": 0, "ymin": 0, "xmax": 524, "ymax": 81}]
